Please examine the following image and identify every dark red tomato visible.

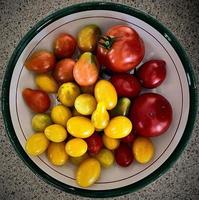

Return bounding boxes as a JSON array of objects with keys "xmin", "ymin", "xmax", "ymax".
[
  {"xmin": 85, "ymin": 133, "xmax": 103, "ymax": 155},
  {"xmin": 22, "ymin": 88, "xmax": 50, "ymax": 113},
  {"xmin": 110, "ymin": 74, "xmax": 141, "ymax": 97},
  {"xmin": 121, "ymin": 131, "xmax": 136, "ymax": 143},
  {"xmin": 25, "ymin": 51, "xmax": 56, "ymax": 73},
  {"xmin": 97, "ymin": 25, "xmax": 145, "ymax": 72},
  {"xmin": 137, "ymin": 60, "xmax": 166, "ymax": 88},
  {"xmin": 53, "ymin": 58, "xmax": 76, "ymax": 83},
  {"xmin": 54, "ymin": 33, "xmax": 76, "ymax": 59},
  {"xmin": 130, "ymin": 93, "xmax": 172, "ymax": 137},
  {"xmin": 114, "ymin": 143, "xmax": 134, "ymax": 167}
]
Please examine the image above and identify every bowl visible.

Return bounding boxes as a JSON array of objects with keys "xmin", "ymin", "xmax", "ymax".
[{"xmin": 1, "ymin": 2, "xmax": 197, "ymax": 198}]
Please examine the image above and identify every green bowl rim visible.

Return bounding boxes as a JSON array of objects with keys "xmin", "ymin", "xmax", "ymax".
[{"xmin": 1, "ymin": 2, "xmax": 198, "ymax": 198}]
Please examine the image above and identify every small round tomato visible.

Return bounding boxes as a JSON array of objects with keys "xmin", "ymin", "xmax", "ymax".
[
  {"xmin": 22, "ymin": 88, "xmax": 51, "ymax": 113},
  {"xmin": 130, "ymin": 93, "xmax": 172, "ymax": 137},
  {"xmin": 54, "ymin": 33, "xmax": 76, "ymax": 59},
  {"xmin": 25, "ymin": 51, "xmax": 56, "ymax": 73},
  {"xmin": 110, "ymin": 74, "xmax": 141, "ymax": 97},
  {"xmin": 96, "ymin": 148, "xmax": 114, "ymax": 168},
  {"xmin": 114, "ymin": 143, "xmax": 134, "ymax": 167},
  {"xmin": 53, "ymin": 58, "xmax": 76, "ymax": 83},
  {"xmin": 85, "ymin": 133, "xmax": 103, "ymax": 155},
  {"xmin": 137, "ymin": 60, "xmax": 166, "ymax": 88},
  {"xmin": 121, "ymin": 131, "xmax": 136, "ymax": 143},
  {"xmin": 102, "ymin": 134, "xmax": 120, "ymax": 150}
]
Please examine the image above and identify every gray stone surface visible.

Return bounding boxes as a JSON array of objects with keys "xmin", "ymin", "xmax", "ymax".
[{"xmin": 0, "ymin": 0, "xmax": 198, "ymax": 199}]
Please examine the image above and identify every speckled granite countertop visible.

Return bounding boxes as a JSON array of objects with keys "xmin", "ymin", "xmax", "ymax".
[{"xmin": 0, "ymin": 0, "xmax": 198, "ymax": 199}]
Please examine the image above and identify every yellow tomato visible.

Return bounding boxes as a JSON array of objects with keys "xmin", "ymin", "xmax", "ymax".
[
  {"xmin": 57, "ymin": 82, "xmax": 80, "ymax": 107},
  {"xmin": 91, "ymin": 102, "xmax": 109, "ymax": 130},
  {"xmin": 102, "ymin": 134, "xmax": 120, "ymax": 150},
  {"xmin": 76, "ymin": 158, "xmax": 101, "ymax": 187},
  {"xmin": 104, "ymin": 116, "xmax": 132, "ymax": 139},
  {"xmin": 96, "ymin": 149, "xmax": 114, "ymax": 168},
  {"xmin": 74, "ymin": 94, "xmax": 97, "ymax": 115},
  {"xmin": 94, "ymin": 80, "xmax": 117, "ymax": 110},
  {"xmin": 51, "ymin": 104, "xmax": 72, "ymax": 126},
  {"xmin": 67, "ymin": 116, "xmax": 95, "ymax": 138},
  {"xmin": 65, "ymin": 138, "xmax": 87, "ymax": 157},
  {"xmin": 35, "ymin": 73, "xmax": 58, "ymax": 93},
  {"xmin": 44, "ymin": 124, "xmax": 67, "ymax": 142},
  {"xmin": 72, "ymin": 107, "xmax": 83, "ymax": 116},
  {"xmin": 132, "ymin": 137, "xmax": 155, "ymax": 164},
  {"xmin": 70, "ymin": 153, "xmax": 89, "ymax": 165},
  {"xmin": 25, "ymin": 133, "xmax": 49, "ymax": 156},
  {"xmin": 47, "ymin": 142, "xmax": 68, "ymax": 166}
]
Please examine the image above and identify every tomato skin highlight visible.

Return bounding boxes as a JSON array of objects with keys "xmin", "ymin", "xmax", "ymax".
[
  {"xmin": 97, "ymin": 25, "xmax": 145, "ymax": 72},
  {"xmin": 130, "ymin": 93, "xmax": 172, "ymax": 137},
  {"xmin": 137, "ymin": 60, "xmax": 166, "ymax": 88}
]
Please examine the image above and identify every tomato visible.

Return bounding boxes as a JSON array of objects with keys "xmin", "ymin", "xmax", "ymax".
[
  {"xmin": 76, "ymin": 158, "xmax": 101, "ymax": 187},
  {"xmin": 35, "ymin": 73, "xmax": 58, "ymax": 93},
  {"xmin": 73, "ymin": 52, "xmax": 99, "ymax": 86},
  {"xmin": 102, "ymin": 134, "xmax": 120, "ymax": 150},
  {"xmin": 22, "ymin": 88, "xmax": 51, "ymax": 113},
  {"xmin": 130, "ymin": 93, "xmax": 172, "ymax": 137},
  {"xmin": 97, "ymin": 25, "xmax": 145, "ymax": 72},
  {"xmin": 53, "ymin": 58, "xmax": 75, "ymax": 83},
  {"xmin": 70, "ymin": 153, "xmax": 89, "ymax": 165},
  {"xmin": 94, "ymin": 80, "xmax": 117, "ymax": 110},
  {"xmin": 96, "ymin": 149, "xmax": 114, "ymax": 168},
  {"xmin": 25, "ymin": 133, "xmax": 49, "ymax": 156},
  {"xmin": 114, "ymin": 143, "xmax": 134, "ymax": 167},
  {"xmin": 77, "ymin": 24, "xmax": 101, "ymax": 52},
  {"xmin": 25, "ymin": 51, "xmax": 56, "ymax": 73},
  {"xmin": 137, "ymin": 60, "xmax": 166, "ymax": 88},
  {"xmin": 110, "ymin": 74, "xmax": 141, "ymax": 97},
  {"xmin": 121, "ymin": 131, "xmax": 136, "ymax": 143},
  {"xmin": 54, "ymin": 33, "xmax": 76, "ymax": 59},
  {"xmin": 85, "ymin": 133, "xmax": 103, "ymax": 155}
]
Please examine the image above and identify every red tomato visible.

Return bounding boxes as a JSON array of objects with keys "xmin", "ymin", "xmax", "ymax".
[
  {"xmin": 130, "ymin": 93, "xmax": 172, "ymax": 137},
  {"xmin": 53, "ymin": 58, "xmax": 76, "ymax": 83},
  {"xmin": 121, "ymin": 131, "xmax": 136, "ymax": 143},
  {"xmin": 22, "ymin": 88, "xmax": 51, "ymax": 113},
  {"xmin": 110, "ymin": 74, "xmax": 141, "ymax": 97},
  {"xmin": 97, "ymin": 25, "xmax": 145, "ymax": 72},
  {"xmin": 85, "ymin": 133, "xmax": 103, "ymax": 155},
  {"xmin": 114, "ymin": 143, "xmax": 134, "ymax": 167},
  {"xmin": 25, "ymin": 51, "xmax": 56, "ymax": 73},
  {"xmin": 54, "ymin": 33, "xmax": 76, "ymax": 59},
  {"xmin": 137, "ymin": 60, "xmax": 166, "ymax": 88}
]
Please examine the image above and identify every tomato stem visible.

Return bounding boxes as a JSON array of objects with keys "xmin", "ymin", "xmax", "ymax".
[{"xmin": 99, "ymin": 36, "xmax": 115, "ymax": 50}]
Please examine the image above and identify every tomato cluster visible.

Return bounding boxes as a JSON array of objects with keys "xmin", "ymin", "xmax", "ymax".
[{"xmin": 23, "ymin": 24, "xmax": 172, "ymax": 188}]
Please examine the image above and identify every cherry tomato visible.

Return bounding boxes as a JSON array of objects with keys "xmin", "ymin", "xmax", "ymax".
[
  {"xmin": 97, "ymin": 25, "xmax": 145, "ymax": 72},
  {"xmin": 25, "ymin": 51, "xmax": 56, "ymax": 73},
  {"xmin": 137, "ymin": 60, "xmax": 166, "ymax": 88},
  {"xmin": 54, "ymin": 33, "xmax": 76, "ymax": 59},
  {"xmin": 22, "ymin": 88, "xmax": 50, "ymax": 113},
  {"xmin": 73, "ymin": 52, "xmax": 99, "ymax": 86},
  {"xmin": 121, "ymin": 131, "xmax": 136, "ymax": 143},
  {"xmin": 85, "ymin": 133, "xmax": 103, "ymax": 155},
  {"xmin": 114, "ymin": 143, "xmax": 134, "ymax": 167},
  {"xmin": 53, "ymin": 58, "xmax": 76, "ymax": 83},
  {"xmin": 110, "ymin": 74, "xmax": 141, "ymax": 97},
  {"xmin": 130, "ymin": 93, "xmax": 172, "ymax": 137}
]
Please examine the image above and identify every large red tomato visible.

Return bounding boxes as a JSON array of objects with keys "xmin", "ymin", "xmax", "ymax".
[
  {"xmin": 97, "ymin": 25, "xmax": 145, "ymax": 72},
  {"xmin": 130, "ymin": 93, "xmax": 172, "ymax": 137}
]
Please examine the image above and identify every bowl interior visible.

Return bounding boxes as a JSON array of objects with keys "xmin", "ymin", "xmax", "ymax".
[{"xmin": 8, "ymin": 9, "xmax": 190, "ymax": 191}]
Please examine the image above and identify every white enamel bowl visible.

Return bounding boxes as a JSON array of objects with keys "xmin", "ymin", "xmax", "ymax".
[{"xmin": 1, "ymin": 2, "xmax": 197, "ymax": 198}]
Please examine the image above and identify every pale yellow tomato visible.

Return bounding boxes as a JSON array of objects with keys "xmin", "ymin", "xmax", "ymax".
[
  {"xmin": 57, "ymin": 82, "xmax": 80, "ymax": 107},
  {"xmin": 102, "ymin": 134, "xmax": 120, "ymax": 150},
  {"xmin": 96, "ymin": 148, "xmax": 114, "ymax": 168},
  {"xmin": 132, "ymin": 137, "xmax": 154, "ymax": 164},
  {"xmin": 76, "ymin": 158, "xmax": 101, "ymax": 187},
  {"xmin": 94, "ymin": 80, "xmax": 117, "ymax": 110},
  {"xmin": 67, "ymin": 116, "xmax": 95, "ymax": 138},
  {"xmin": 44, "ymin": 124, "xmax": 67, "ymax": 142},
  {"xmin": 51, "ymin": 104, "xmax": 72, "ymax": 126},
  {"xmin": 65, "ymin": 138, "xmax": 87, "ymax": 157},
  {"xmin": 47, "ymin": 142, "xmax": 68, "ymax": 166},
  {"xmin": 74, "ymin": 94, "xmax": 97, "ymax": 115},
  {"xmin": 104, "ymin": 116, "xmax": 132, "ymax": 139},
  {"xmin": 25, "ymin": 133, "xmax": 49, "ymax": 156},
  {"xmin": 35, "ymin": 73, "xmax": 58, "ymax": 93}
]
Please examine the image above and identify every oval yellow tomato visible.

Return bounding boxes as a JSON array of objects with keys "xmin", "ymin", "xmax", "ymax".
[
  {"xmin": 102, "ymin": 134, "xmax": 120, "ymax": 150},
  {"xmin": 96, "ymin": 149, "xmax": 114, "ymax": 168}
]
